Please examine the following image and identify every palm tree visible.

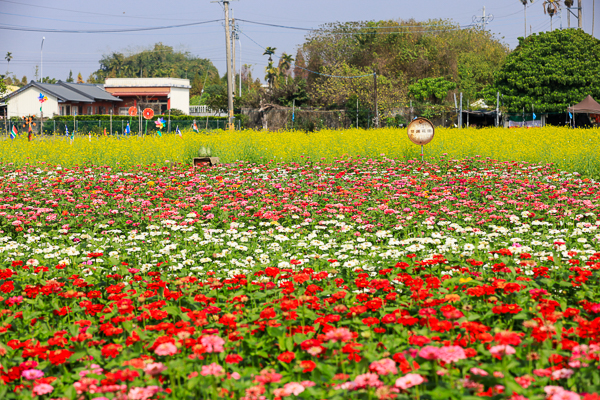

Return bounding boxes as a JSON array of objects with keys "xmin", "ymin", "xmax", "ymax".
[
  {"xmin": 544, "ymin": 0, "xmax": 560, "ymax": 30},
  {"xmin": 263, "ymin": 47, "xmax": 277, "ymax": 62},
  {"xmin": 5, "ymin": 52, "xmax": 12, "ymax": 75},
  {"xmin": 278, "ymin": 53, "xmax": 294, "ymax": 84},
  {"xmin": 564, "ymin": 0, "xmax": 573, "ymax": 27},
  {"xmin": 265, "ymin": 61, "xmax": 278, "ymax": 89}
]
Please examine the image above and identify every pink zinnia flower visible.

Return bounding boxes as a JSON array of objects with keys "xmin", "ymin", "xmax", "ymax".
[
  {"xmin": 283, "ymin": 382, "xmax": 305, "ymax": 395},
  {"xmin": 154, "ymin": 342, "xmax": 177, "ymax": 356},
  {"xmin": 544, "ymin": 386, "xmax": 580, "ymax": 400},
  {"xmin": 489, "ymin": 345, "xmax": 516, "ymax": 358},
  {"xmin": 22, "ymin": 369, "xmax": 44, "ymax": 380},
  {"xmin": 551, "ymin": 369, "xmax": 574, "ymax": 380},
  {"xmin": 32, "ymin": 383, "xmax": 54, "ymax": 396},
  {"xmin": 143, "ymin": 362, "xmax": 167, "ymax": 376},
  {"xmin": 395, "ymin": 374, "xmax": 425, "ymax": 390},
  {"xmin": 201, "ymin": 363, "xmax": 224, "ymax": 377},
  {"xmin": 324, "ymin": 327, "xmax": 353, "ymax": 343},
  {"xmin": 254, "ymin": 368, "xmax": 282, "ymax": 384},
  {"xmin": 200, "ymin": 335, "xmax": 225, "ymax": 353},
  {"xmin": 418, "ymin": 346, "xmax": 440, "ymax": 360},
  {"xmin": 128, "ymin": 386, "xmax": 161, "ymax": 400},
  {"xmin": 470, "ymin": 367, "xmax": 489, "ymax": 376},
  {"xmin": 354, "ymin": 373, "xmax": 383, "ymax": 389},
  {"xmin": 369, "ymin": 358, "xmax": 398, "ymax": 376},
  {"xmin": 438, "ymin": 346, "xmax": 466, "ymax": 363}
]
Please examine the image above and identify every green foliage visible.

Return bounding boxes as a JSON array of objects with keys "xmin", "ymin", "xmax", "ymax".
[
  {"xmin": 493, "ymin": 29, "xmax": 600, "ymax": 112},
  {"xmin": 300, "ymin": 19, "xmax": 509, "ymax": 109},
  {"xmin": 41, "ymin": 77, "xmax": 57, "ymax": 84},
  {"xmin": 311, "ymin": 63, "xmax": 401, "ymax": 116},
  {"xmin": 204, "ymin": 84, "xmax": 227, "ymax": 113},
  {"xmin": 66, "ymin": 70, "xmax": 74, "ymax": 83},
  {"xmin": 408, "ymin": 77, "xmax": 456, "ymax": 103},
  {"xmin": 90, "ymin": 43, "xmax": 219, "ymax": 92},
  {"xmin": 0, "ymin": 75, "xmax": 7, "ymax": 98}
]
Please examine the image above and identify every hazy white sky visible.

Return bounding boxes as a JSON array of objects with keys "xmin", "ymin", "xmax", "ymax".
[{"xmin": 0, "ymin": 0, "xmax": 597, "ymax": 82}]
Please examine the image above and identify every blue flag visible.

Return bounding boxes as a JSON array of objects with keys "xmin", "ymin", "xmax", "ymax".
[
  {"xmin": 532, "ymin": 113, "xmax": 536, "ymax": 120},
  {"xmin": 125, "ymin": 123, "xmax": 130, "ymax": 135},
  {"xmin": 65, "ymin": 125, "xmax": 69, "ymax": 136},
  {"xmin": 569, "ymin": 112, "xmax": 573, "ymax": 119}
]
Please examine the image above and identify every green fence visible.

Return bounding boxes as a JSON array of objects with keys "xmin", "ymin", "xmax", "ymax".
[{"xmin": 1, "ymin": 119, "xmax": 241, "ymax": 136}]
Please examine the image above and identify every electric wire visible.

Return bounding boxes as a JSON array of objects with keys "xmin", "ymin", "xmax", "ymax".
[{"xmin": 0, "ymin": 19, "xmax": 222, "ymax": 33}]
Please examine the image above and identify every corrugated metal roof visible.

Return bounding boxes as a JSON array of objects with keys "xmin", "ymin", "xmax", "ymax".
[
  {"xmin": 35, "ymin": 82, "xmax": 93, "ymax": 103},
  {"xmin": 59, "ymin": 82, "xmax": 122, "ymax": 102}
]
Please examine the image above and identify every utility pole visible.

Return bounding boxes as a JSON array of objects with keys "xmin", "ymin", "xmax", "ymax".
[
  {"xmin": 496, "ymin": 91, "xmax": 500, "ymax": 127},
  {"xmin": 522, "ymin": 0, "xmax": 527, "ymax": 37},
  {"xmin": 578, "ymin": 0, "xmax": 582, "ymax": 29},
  {"xmin": 213, "ymin": 0, "xmax": 235, "ymax": 131},
  {"xmin": 238, "ymin": 34, "xmax": 242, "ymax": 96},
  {"xmin": 473, "ymin": 6, "xmax": 494, "ymax": 30},
  {"xmin": 231, "ymin": 17, "xmax": 236, "ymax": 96},
  {"xmin": 373, "ymin": 73, "xmax": 379, "ymax": 128},
  {"xmin": 40, "ymin": 37, "xmax": 45, "ymax": 83}
]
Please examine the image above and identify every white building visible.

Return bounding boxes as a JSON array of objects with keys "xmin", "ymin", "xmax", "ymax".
[
  {"xmin": 104, "ymin": 78, "xmax": 191, "ymax": 115},
  {"xmin": 2, "ymin": 81, "xmax": 121, "ymax": 118}
]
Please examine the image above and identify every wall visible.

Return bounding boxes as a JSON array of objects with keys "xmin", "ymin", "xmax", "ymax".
[
  {"xmin": 7, "ymin": 87, "xmax": 59, "ymax": 118},
  {"xmin": 169, "ymin": 87, "xmax": 189, "ymax": 115}
]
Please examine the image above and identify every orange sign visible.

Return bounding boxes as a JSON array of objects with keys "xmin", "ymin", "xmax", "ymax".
[
  {"xmin": 143, "ymin": 108, "xmax": 154, "ymax": 120},
  {"xmin": 128, "ymin": 106, "xmax": 138, "ymax": 117}
]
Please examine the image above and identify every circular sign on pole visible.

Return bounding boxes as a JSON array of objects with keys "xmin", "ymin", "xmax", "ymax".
[
  {"xmin": 128, "ymin": 106, "xmax": 138, "ymax": 117},
  {"xmin": 407, "ymin": 117, "xmax": 435, "ymax": 145},
  {"xmin": 143, "ymin": 108, "xmax": 154, "ymax": 120}
]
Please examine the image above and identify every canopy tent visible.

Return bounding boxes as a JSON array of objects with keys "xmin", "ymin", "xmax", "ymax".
[{"xmin": 568, "ymin": 95, "xmax": 600, "ymax": 114}]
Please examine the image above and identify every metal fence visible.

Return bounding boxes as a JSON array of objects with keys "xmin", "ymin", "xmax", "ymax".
[{"xmin": 0, "ymin": 118, "xmax": 239, "ymax": 136}]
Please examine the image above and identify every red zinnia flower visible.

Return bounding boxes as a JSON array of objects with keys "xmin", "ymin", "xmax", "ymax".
[
  {"xmin": 225, "ymin": 354, "xmax": 243, "ymax": 364},
  {"xmin": 102, "ymin": 343, "xmax": 123, "ymax": 359},
  {"xmin": 277, "ymin": 351, "xmax": 296, "ymax": 363},
  {"xmin": 300, "ymin": 360, "xmax": 316, "ymax": 373}
]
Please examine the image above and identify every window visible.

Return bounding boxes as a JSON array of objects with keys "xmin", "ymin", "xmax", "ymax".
[
  {"xmin": 99, "ymin": 106, "xmax": 106, "ymax": 114},
  {"xmin": 87, "ymin": 106, "xmax": 92, "ymax": 115},
  {"xmin": 66, "ymin": 105, "xmax": 71, "ymax": 115},
  {"xmin": 60, "ymin": 106, "xmax": 65, "ymax": 116},
  {"xmin": 119, "ymin": 107, "xmax": 129, "ymax": 116}
]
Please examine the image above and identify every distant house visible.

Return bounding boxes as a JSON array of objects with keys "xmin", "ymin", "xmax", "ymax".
[
  {"xmin": 104, "ymin": 78, "xmax": 190, "ymax": 115},
  {"xmin": 3, "ymin": 81, "xmax": 122, "ymax": 118}
]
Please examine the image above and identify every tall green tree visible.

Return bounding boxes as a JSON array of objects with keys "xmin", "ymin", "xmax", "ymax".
[
  {"xmin": 299, "ymin": 19, "xmax": 508, "ymax": 109},
  {"xmin": 492, "ymin": 29, "xmax": 600, "ymax": 112},
  {"xmin": 66, "ymin": 70, "xmax": 74, "ymax": 83},
  {"xmin": 90, "ymin": 43, "xmax": 218, "ymax": 85},
  {"xmin": 4, "ymin": 52, "xmax": 12, "ymax": 75},
  {"xmin": 263, "ymin": 47, "xmax": 277, "ymax": 62}
]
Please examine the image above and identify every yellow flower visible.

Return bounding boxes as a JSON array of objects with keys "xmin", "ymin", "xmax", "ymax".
[{"xmin": 459, "ymin": 277, "xmax": 473, "ymax": 283}]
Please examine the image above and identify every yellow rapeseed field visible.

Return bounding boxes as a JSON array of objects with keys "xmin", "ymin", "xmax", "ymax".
[{"xmin": 0, "ymin": 126, "xmax": 599, "ymax": 175}]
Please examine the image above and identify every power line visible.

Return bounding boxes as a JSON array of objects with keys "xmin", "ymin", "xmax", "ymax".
[
  {"xmin": 237, "ymin": 18, "xmax": 479, "ymax": 34},
  {"xmin": 238, "ymin": 29, "xmax": 373, "ymax": 79},
  {"xmin": 0, "ymin": 0, "xmax": 198, "ymax": 21},
  {"xmin": 0, "ymin": 11, "xmax": 147, "ymax": 27},
  {"xmin": 0, "ymin": 19, "xmax": 222, "ymax": 33}
]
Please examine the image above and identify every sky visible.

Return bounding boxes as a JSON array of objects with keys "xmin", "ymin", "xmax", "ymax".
[{"xmin": 0, "ymin": 0, "xmax": 597, "ymax": 83}]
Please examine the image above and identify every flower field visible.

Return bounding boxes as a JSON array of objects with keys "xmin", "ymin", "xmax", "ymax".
[
  {"xmin": 1, "ymin": 126, "xmax": 600, "ymax": 175},
  {"xmin": 0, "ymin": 154, "xmax": 599, "ymax": 400}
]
